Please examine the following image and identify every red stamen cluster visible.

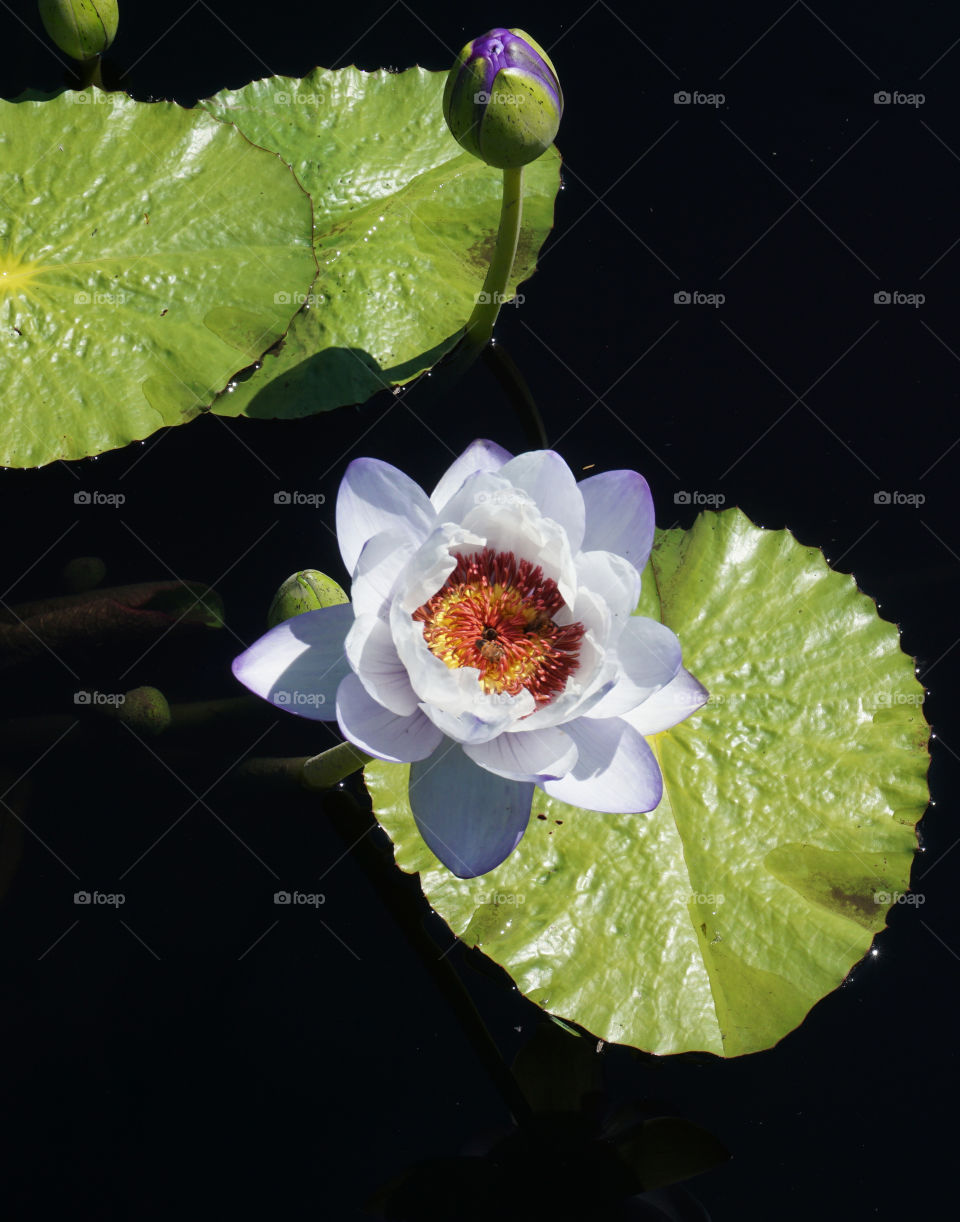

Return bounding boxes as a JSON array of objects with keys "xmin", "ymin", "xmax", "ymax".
[{"xmin": 413, "ymin": 547, "xmax": 584, "ymax": 707}]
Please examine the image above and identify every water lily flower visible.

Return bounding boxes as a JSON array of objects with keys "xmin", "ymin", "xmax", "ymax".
[{"xmin": 232, "ymin": 441, "xmax": 707, "ymax": 879}]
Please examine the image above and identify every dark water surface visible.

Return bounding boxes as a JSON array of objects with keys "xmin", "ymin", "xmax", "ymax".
[{"xmin": 0, "ymin": 2, "xmax": 956, "ymax": 1217}]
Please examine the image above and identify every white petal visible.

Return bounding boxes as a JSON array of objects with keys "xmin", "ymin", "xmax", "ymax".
[
  {"xmin": 431, "ymin": 469, "xmax": 534, "ymax": 528},
  {"xmin": 584, "ymin": 616, "xmax": 682, "ymax": 719},
  {"xmin": 409, "ymin": 741, "xmax": 535, "ymax": 877},
  {"xmin": 351, "ymin": 528, "xmax": 420, "ymax": 619},
  {"xmin": 497, "ymin": 449, "xmax": 586, "ymax": 553},
  {"xmin": 457, "ymin": 498, "xmax": 578, "ymax": 609},
  {"xmin": 579, "ymin": 469, "xmax": 655, "ymax": 572},
  {"xmin": 621, "ymin": 666, "xmax": 709, "ymax": 735},
  {"xmin": 392, "ymin": 521, "xmax": 484, "ymax": 614},
  {"xmin": 421, "ymin": 693, "xmax": 535, "ymax": 745},
  {"xmin": 574, "ymin": 549, "xmax": 642, "ymax": 639},
  {"xmin": 336, "ymin": 456, "xmax": 436, "ymax": 577},
  {"xmin": 430, "ymin": 438, "xmax": 513, "ymax": 513},
  {"xmin": 336, "ymin": 672, "xmax": 442, "ymax": 762},
  {"xmin": 231, "ymin": 604, "xmax": 351, "ymax": 721},
  {"xmin": 464, "ymin": 726, "xmax": 577, "ymax": 782},
  {"xmin": 540, "ymin": 717, "xmax": 663, "ymax": 813},
  {"xmin": 344, "ymin": 613, "xmax": 419, "ymax": 716}
]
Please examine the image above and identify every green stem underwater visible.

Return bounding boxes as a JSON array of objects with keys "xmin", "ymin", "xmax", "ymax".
[{"xmin": 234, "ymin": 741, "xmax": 374, "ymax": 792}]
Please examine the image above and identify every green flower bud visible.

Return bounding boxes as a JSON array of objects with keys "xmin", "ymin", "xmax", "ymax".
[
  {"xmin": 267, "ymin": 569, "xmax": 349, "ymax": 629},
  {"xmin": 38, "ymin": 0, "xmax": 118, "ymax": 63},
  {"xmin": 443, "ymin": 27, "xmax": 563, "ymax": 169},
  {"xmin": 115, "ymin": 686, "xmax": 171, "ymax": 736}
]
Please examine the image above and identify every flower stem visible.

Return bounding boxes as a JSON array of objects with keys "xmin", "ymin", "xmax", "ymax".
[
  {"xmin": 462, "ymin": 166, "xmax": 524, "ymax": 354},
  {"xmin": 76, "ymin": 56, "xmax": 104, "ymax": 89}
]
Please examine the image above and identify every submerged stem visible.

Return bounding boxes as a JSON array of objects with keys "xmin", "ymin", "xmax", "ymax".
[
  {"xmin": 233, "ymin": 741, "xmax": 374, "ymax": 791},
  {"xmin": 323, "ymin": 787, "xmax": 535, "ymax": 1127}
]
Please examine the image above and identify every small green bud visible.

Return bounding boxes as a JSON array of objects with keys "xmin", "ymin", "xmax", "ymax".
[
  {"xmin": 267, "ymin": 569, "xmax": 349, "ymax": 628},
  {"xmin": 443, "ymin": 27, "xmax": 563, "ymax": 169},
  {"xmin": 38, "ymin": 0, "xmax": 118, "ymax": 63},
  {"xmin": 115, "ymin": 686, "xmax": 171, "ymax": 736}
]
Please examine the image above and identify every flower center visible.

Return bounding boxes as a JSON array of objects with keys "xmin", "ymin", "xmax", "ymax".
[{"xmin": 413, "ymin": 547, "xmax": 584, "ymax": 707}]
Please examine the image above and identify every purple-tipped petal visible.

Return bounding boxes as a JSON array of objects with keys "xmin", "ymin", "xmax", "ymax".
[
  {"xmin": 466, "ymin": 29, "xmax": 563, "ymax": 119},
  {"xmin": 539, "ymin": 716, "xmax": 663, "ymax": 813},
  {"xmin": 409, "ymin": 741, "xmax": 535, "ymax": 878},
  {"xmin": 497, "ymin": 450, "xmax": 586, "ymax": 554},
  {"xmin": 621, "ymin": 666, "xmax": 709, "ymax": 736},
  {"xmin": 336, "ymin": 673, "xmax": 442, "ymax": 763},
  {"xmin": 584, "ymin": 617, "xmax": 682, "ymax": 719},
  {"xmin": 231, "ymin": 604, "xmax": 352, "ymax": 721},
  {"xmin": 579, "ymin": 470, "xmax": 655, "ymax": 572},
  {"xmin": 430, "ymin": 439, "xmax": 513, "ymax": 514},
  {"xmin": 336, "ymin": 457, "xmax": 436, "ymax": 578},
  {"xmin": 464, "ymin": 725, "xmax": 577, "ymax": 782}
]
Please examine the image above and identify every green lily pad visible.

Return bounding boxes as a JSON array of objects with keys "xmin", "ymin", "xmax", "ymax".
[
  {"xmin": 201, "ymin": 68, "xmax": 561, "ymax": 419},
  {"xmin": 365, "ymin": 509, "xmax": 929, "ymax": 1056},
  {"xmin": 0, "ymin": 89, "xmax": 316, "ymax": 467}
]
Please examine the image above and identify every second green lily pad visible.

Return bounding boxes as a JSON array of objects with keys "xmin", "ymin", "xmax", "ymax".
[{"xmin": 202, "ymin": 68, "xmax": 562, "ymax": 419}]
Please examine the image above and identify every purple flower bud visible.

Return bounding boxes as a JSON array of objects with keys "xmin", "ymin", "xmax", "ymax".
[{"xmin": 443, "ymin": 28, "xmax": 563, "ymax": 169}]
